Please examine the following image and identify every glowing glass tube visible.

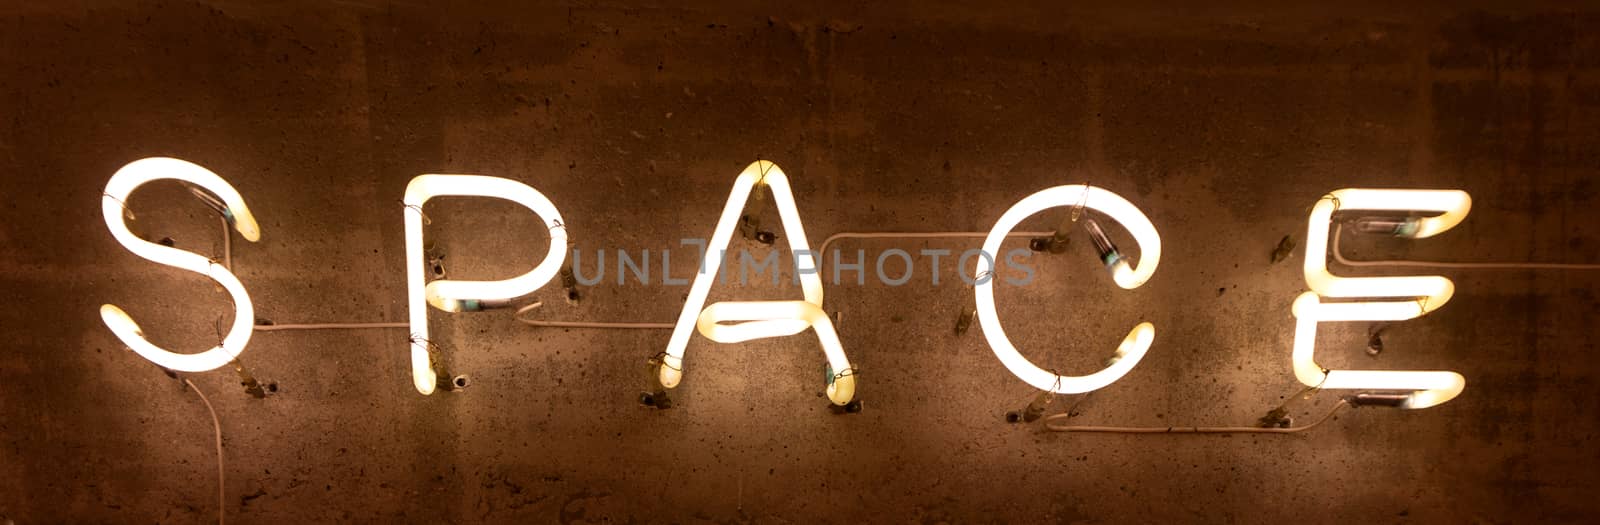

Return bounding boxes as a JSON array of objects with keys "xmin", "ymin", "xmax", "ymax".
[
  {"xmin": 99, "ymin": 157, "xmax": 261, "ymax": 372},
  {"xmin": 659, "ymin": 160, "xmax": 854, "ymax": 405},
  {"xmin": 1303, "ymin": 189, "xmax": 1470, "ymax": 311},
  {"xmin": 404, "ymin": 175, "xmax": 568, "ymax": 395},
  {"xmin": 696, "ymin": 300, "xmax": 855, "ymax": 405},
  {"xmin": 974, "ymin": 185, "xmax": 1161, "ymax": 393},
  {"xmin": 1291, "ymin": 188, "xmax": 1471, "ymax": 409}
]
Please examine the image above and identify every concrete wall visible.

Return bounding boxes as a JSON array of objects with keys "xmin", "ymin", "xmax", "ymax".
[{"xmin": 2, "ymin": 1, "xmax": 1598, "ymax": 522}]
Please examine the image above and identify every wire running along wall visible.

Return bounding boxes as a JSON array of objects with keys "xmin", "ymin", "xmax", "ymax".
[{"xmin": 103, "ymin": 156, "xmax": 1567, "ymax": 415}]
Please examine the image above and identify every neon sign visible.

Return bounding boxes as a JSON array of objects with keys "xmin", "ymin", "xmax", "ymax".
[{"xmin": 95, "ymin": 157, "xmax": 1482, "ymax": 411}]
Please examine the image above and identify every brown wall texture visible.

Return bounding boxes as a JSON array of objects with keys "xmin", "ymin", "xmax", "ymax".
[{"xmin": 2, "ymin": 1, "xmax": 1599, "ymax": 523}]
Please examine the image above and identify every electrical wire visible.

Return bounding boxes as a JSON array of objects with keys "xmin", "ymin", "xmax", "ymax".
[
  {"xmin": 219, "ymin": 215, "xmax": 231, "ymax": 271},
  {"xmin": 1332, "ymin": 224, "xmax": 1600, "ymax": 270},
  {"xmin": 815, "ymin": 231, "xmax": 1054, "ymax": 273},
  {"xmin": 513, "ymin": 302, "xmax": 672, "ymax": 329},
  {"xmin": 183, "ymin": 378, "xmax": 225, "ymax": 525},
  {"xmin": 508, "ymin": 231, "xmax": 1056, "ymax": 330},
  {"xmin": 204, "ymin": 189, "xmax": 409, "ymax": 335},
  {"xmin": 516, "ymin": 319, "xmax": 676, "ymax": 329},
  {"xmin": 242, "ymin": 231, "xmax": 1060, "ymax": 333},
  {"xmin": 1043, "ymin": 399, "xmax": 1350, "ymax": 434},
  {"xmin": 254, "ymin": 323, "xmax": 409, "ymax": 331},
  {"xmin": 204, "ymin": 187, "xmax": 403, "ymax": 334}
]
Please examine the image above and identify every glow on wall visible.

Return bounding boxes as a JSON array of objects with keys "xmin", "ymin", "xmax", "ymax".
[
  {"xmin": 98, "ymin": 157, "xmax": 262, "ymax": 372},
  {"xmin": 658, "ymin": 160, "xmax": 856, "ymax": 406},
  {"xmin": 973, "ymin": 185, "xmax": 1161, "ymax": 394},
  {"xmin": 1291, "ymin": 188, "xmax": 1471, "ymax": 409},
  {"xmin": 403, "ymin": 174, "xmax": 569, "ymax": 395}
]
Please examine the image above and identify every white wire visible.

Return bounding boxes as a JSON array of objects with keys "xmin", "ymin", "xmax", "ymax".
[
  {"xmin": 1332, "ymin": 224, "xmax": 1600, "ymax": 270},
  {"xmin": 215, "ymin": 205, "xmax": 407, "ymax": 334},
  {"xmin": 183, "ymin": 378, "xmax": 225, "ymax": 525},
  {"xmin": 219, "ymin": 215, "xmax": 231, "ymax": 271},
  {"xmin": 242, "ymin": 232, "xmax": 1062, "ymax": 333},
  {"xmin": 254, "ymin": 323, "xmax": 409, "ymax": 331},
  {"xmin": 815, "ymin": 231, "xmax": 1054, "ymax": 273},
  {"xmin": 1044, "ymin": 400, "xmax": 1350, "ymax": 434},
  {"xmin": 513, "ymin": 302, "xmax": 672, "ymax": 329},
  {"xmin": 509, "ymin": 231, "xmax": 1056, "ymax": 330},
  {"xmin": 517, "ymin": 320, "xmax": 675, "ymax": 329}
]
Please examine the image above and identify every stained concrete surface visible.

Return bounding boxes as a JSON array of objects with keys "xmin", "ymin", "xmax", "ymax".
[{"xmin": 2, "ymin": 1, "xmax": 1600, "ymax": 523}]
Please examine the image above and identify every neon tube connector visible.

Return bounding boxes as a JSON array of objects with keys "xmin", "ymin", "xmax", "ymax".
[
  {"xmin": 403, "ymin": 175, "xmax": 569, "ymax": 395},
  {"xmin": 659, "ymin": 160, "xmax": 855, "ymax": 405},
  {"xmin": 1291, "ymin": 188, "xmax": 1471, "ymax": 409},
  {"xmin": 1304, "ymin": 189, "xmax": 1470, "ymax": 310},
  {"xmin": 99, "ymin": 157, "xmax": 261, "ymax": 372},
  {"xmin": 1082, "ymin": 218, "xmax": 1131, "ymax": 280},
  {"xmin": 974, "ymin": 185, "xmax": 1161, "ymax": 394}
]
